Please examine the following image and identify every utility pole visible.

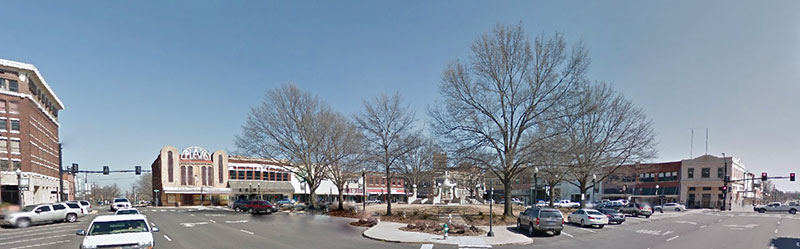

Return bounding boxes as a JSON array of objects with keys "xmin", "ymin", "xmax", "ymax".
[
  {"xmin": 58, "ymin": 143, "xmax": 64, "ymax": 202},
  {"xmin": 722, "ymin": 153, "xmax": 728, "ymax": 211}
]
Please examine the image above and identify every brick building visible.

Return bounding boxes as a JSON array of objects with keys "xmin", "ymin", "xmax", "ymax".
[
  {"xmin": 151, "ymin": 146, "xmax": 230, "ymax": 206},
  {"xmin": 601, "ymin": 161, "xmax": 682, "ymax": 205},
  {"xmin": 0, "ymin": 58, "xmax": 67, "ymax": 206}
]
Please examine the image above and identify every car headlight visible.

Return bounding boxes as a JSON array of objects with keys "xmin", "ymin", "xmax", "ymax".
[
  {"xmin": 81, "ymin": 244, "xmax": 97, "ymax": 249},
  {"xmin": 135, "ymin": 241, "xmax": 153, "ymax": 249}
]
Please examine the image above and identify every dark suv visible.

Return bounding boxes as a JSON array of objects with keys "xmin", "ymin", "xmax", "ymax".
[
  {"xmin": 231, "ymin": 199, "xmax": 249, "ymax": 212},
  {"xmin": 245, "ymin": 200, "xmax": 275, "ymax": 215},
  {"xmin": 517, "ymin": 207, "xmax": 563, "ymax": 236}
]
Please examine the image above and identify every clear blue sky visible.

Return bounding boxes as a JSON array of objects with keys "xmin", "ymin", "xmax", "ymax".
[{"xmin": 1, "ymin": 1, "xmax": 798, "ymax": 192}]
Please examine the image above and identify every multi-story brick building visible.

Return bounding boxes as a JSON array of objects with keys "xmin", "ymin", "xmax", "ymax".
[
  {"xmin": 601, "ymin": 161, "xmax": 682, "ymax": 205},
  {"xmin": 365, "ymin": 173, "xmax": 405, "ymax": 203},
  {"xmin": 0, "ymin": 58, "xmax": 67, "ymax": 206}
]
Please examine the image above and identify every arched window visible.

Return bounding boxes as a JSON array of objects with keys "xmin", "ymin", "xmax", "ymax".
[
  {"xmin": 181, "ymin": 166, "xmax": 186, "ymax": 186},
  {"xmin": 167, "ymin": 151, "xmax": 174, "ymax": 182},
  {"xmin": 188, "ymin": 166, "xmax": 194, "ymax": 186},
  {"xmin": 208, "ymin": 166, "xmax": 214, "ymax": 186},
  {"xmin": 201, "ymin": 167, "xmax": 207, "ymax": 186},
  {"xmin": 218, "ymin": 155, "xmax": 224, "ymax": 184}
]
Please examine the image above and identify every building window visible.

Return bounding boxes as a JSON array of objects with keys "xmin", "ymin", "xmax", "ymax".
[
  {"xmin": 167, "ymin": 151, "xmax": 174, "ymax": 182},
  {"xmin": 702, "ymin": 187, "xmax": 712, "ymax": 191},
  {"xmin": 701, "ymin": 168, "xmax": 710, "ymax": 178},
  {"xmin": 0, "ymin": 101, "xmax": 5, "ymax": 113},
  {"xmin": 12, "ymin": 160, "xmax": 20, "ymax": 170},
  {"xmin": 10, "ymin": 139, "xmax": 19, "ymax": 154},
  {"xmin": 689, "ymin": 187, "xmax": 696, "ymax": 191},
  {"xmin": 717, "ymin": 167, "xmax": 723, "ymax": 178},
  {"xmin": 181, "ymin": 166, "xmax": 187, "ymax": 185},
  {"xmin": 283, "ymin": 172, "xmax": 289, "ymax": 181},
  {"xmin": 8, "ymin": 80, "xmax": 17, "ymax": 92},
  {"xmin": 238, "ymin": 170, "xmax": 245, "ymax": 179},
  {"xmin": 0, "ymin": 159, "xmax": 8, "ymax": 170},
  {"xmin": 8, "ymin": 101, "xmax": 18, "ymax": 114},
  {"xmin": 246, "ymin": 170, "xmax": 253, "ymax": 180},
  {"xmin": 688, "ymin": 168, "xmax": 694, "ymax": 178},
  {"xmin": 201, "ymin": 167, "xmax": 207, "ymax": 186},
  {"xmin": 10, "ymin": 120, "xmax": 19, "ymax": 132},
  {"xmin": 0, "ymin": 79, "xmax": 4, "ymax": 90},
  {"xmin": 188, "ymin": 166, "xmax": 194, "ymax": 185},
  {"xmin": 208, "ymin": 166, "xmax": 214, "ymax": 186},
  {"xmin": 218, "ymin": 155, "xmax": 224, "ymax": 183},
  {"xmin": 229, "ymin": 170, "xmax": 236, "ymax": 180},
  {"xmin": 0, "ymin": 138, "xmax": 6, "ymax": 153}
]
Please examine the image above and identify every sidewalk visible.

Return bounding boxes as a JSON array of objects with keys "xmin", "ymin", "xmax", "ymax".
[{"xmin": 363, "ymin": 221, "xmax": 532, "ymax": 246}]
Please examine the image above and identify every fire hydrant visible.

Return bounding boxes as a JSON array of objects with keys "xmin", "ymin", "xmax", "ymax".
[{"xmin": 443, "ymin": 223, "xmax": 449, "ymax": 240}]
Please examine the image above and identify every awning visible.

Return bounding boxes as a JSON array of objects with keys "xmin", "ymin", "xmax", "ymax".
[
  {"xmin": 229, "ymin": 181, "xmax": 294, "ymax": 194},
  {"xmin": 366, "ymin": 188, "xmax": 406, "ymax": 195}
]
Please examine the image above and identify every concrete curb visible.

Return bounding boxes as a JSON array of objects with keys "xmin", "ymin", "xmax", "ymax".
[{"xmin": 361, "ymin": 222, "xmax": 533, "ymax": 246}]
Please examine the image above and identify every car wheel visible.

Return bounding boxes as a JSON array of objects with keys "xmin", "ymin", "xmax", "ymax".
[
  {"xmin": 553, "ymin": 230, "xmax": 561, "ymax": 236},
  {"xmin": 16, "ymin": 218, "xmax": 30, "ymax": 228},
  {"xmin": 645, "ymin": 215, "xmax": 650, "ymax": 219},
  {"xmin": 66, "ymin": 213, "xmax": 77, "ymax": 223},
  {"xmin": 516, "ymin": 220, "xmax": 521, "ymax": 230},
  {"xmin": 790, "ymin": 209, "xmax": 797, "ymax": 215},
  {"xmin": 580, "ymin": 219, "xmax": 585, "ymax": 227},
  {"xmin": 528, "ymin": 224, "xmax": 534, "ymax": 236},
  {"xmin": 248, "ymin": 208, "xmax": 254, "ymax": 214},
  {"xmin": 235, "ymin": 207, "xmax": 241, "ymax": 212},
  {"xmin": 598, "ymin": 225, "xmax": 604, "ymax": 229},
  {"xmin": 758, "ymin": 209, "xmax": 765, "ymax": 213},
  {"xmin": 675, "ymin": 208, "xmax": 681, "ymax": 212}
]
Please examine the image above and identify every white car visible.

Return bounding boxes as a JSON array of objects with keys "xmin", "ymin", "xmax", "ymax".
[
  {"xmin": 63, "ymin": 202, "xmax": 87, "ymax": 218},
  {"xmin": 556, "ymin": 200, "xmax": 580, "ymax": 209},
  {"xmin": 567, "ymin": 209, "xmax": 608, "ymax": 228},
  {"xmin": 110, "ymin": 198, "xmax": 132, "ymax": 211},
  {"xmin": 77, "ymin": 214, "xmax": 158, "ymax": 249},
  {"xmin": 68, "ymin": 200, "xmax": 92, "ymax": 215},
  {"xmin": 1, "ymin": 203, "xmax": 81, "ymax": 228},
  {"xmin": 655, "ymin": 203, "xmax": 686, "ymax": 212},
  {"xmin": 115, "ymin": 208, "xmax": 141, "ymax": 215}
]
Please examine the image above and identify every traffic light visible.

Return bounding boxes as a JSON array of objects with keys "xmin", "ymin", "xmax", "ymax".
[
  {"xmin": 135, "ymin": 166, "xmax": 142, "ymax": 175},
  {"xmin": 721, "ymin": 186, "xmax": 727, "ymax": 193},
  {"xmin": 762, "ymin": 172, "xmax": 768, "ymax": 181},
  {"xmin": 791, "ymin": 173, "xmax": 795, "ymax": 182},
  {"xmin": 103, "ymin": 166, "xmax": 109, "ymax": 175},
  {"xmin": 71, "ymin": 163, "xmax": 78, "ymax": 174}
]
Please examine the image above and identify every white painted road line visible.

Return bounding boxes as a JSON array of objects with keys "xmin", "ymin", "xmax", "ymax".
[
  {"xmin": 210, "ymin": 219, "xmax": 217, "ymax": 223},
  {"xmin": 420, "ymin": 244, "xmax": 433, "ymax": 249},
  {"xmin": 774, "ymin": 229, "xmax": 778, "ymax": 234},
  {"xmin": 579, "ymin": 228, "xmax": 595, "ymax": 233},
  {"xmin": 190, "ymin": 214, "xmax": 195, "ymax": 216},
  {"xmin": 699, "ymin": 225, "xmax": 707, "ymax": 229},
  {"xmin": 240, "ymin": 229, "xmax": 254, "ymax": 235},
  {"xmin": 9, "ymin": 240, "xmax": 70, "ymax": 249},
  {"xmin": 4, "ymin": 234, "xmax": 71, "ymax": 245},
  {"xmin": 562, "ymin": 232, "xmax": 574, "ymax": 238},
  {"xmin": 164, "ymin": 235, "xmax": 173, "ymax": 241},
  {"xmin": 226, "ymin": 220, "xmax": 249, "ymax": 224},
  {"xmin": 0, "ymin": 229, "xmax": 76, "ymax": 238},
  {"xmin": 675, "ymin": 221, "xmax": 697, "ymax": 225},
  {"xmin": 151, "ymin": 222, "xmax": 156, "ymax": 227},
  {"xmin": 666, "ymin": 236, "xmax": 679, "ymax": 242}
]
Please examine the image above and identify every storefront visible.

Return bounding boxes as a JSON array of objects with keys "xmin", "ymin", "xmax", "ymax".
[{"xmin": 151, "ymin": 146, "xmax": 230, "ymax": 206}]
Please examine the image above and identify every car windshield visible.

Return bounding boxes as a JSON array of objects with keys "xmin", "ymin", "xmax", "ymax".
[
  {"xmin": 89, "ymin": 219, "xmax": 149, "ymax": 235},
  {"xmin": 540, "ymin": 211, "xmax": 562, "ymax": 218},
  {"xmin": 587, "ymin": 211, "xmax": 603, "ymax": 216},
  {"xmin": 21, "ymin": 205, "xmax": 37, "ymax": 212},
  {"xmin": 116, "ymin": 209, "xmax": 139, "ymax": 215},
  {"xmin": 114, "ymin": 199, "xmax": 129, "ymax": 203}
]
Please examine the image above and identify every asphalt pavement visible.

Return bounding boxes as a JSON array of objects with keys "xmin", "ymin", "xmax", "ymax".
[{"xmin": 1, "ymin": 207, "xmax": 798, "ymax": 249}]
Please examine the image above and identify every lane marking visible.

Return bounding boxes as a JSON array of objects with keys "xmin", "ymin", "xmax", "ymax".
[
  {"xmin": 661, "ymin": 231, "xmax": 674, "ymax": 236},
  {"xmin": 774, "ymin": 229, "xmax": 778, "ymax": 234},
  {"xmin": 164, "ymin": 235, "xmax": 172, "ymax": 241},
  {"xmin": 226, "ymin": 220, "xmax": 249, "ymax": 224},
  {"xmin": 675, "ymin": 221, "xmax": 697, "ymax": 225},
  {"xmin": 151, "ymin": 222, "xmax": 156, "ymax": 227},
  {"xmin": 180, "ymin": 222, "xmax": 209, "ymax": 227},
  {"xmin": 3, "ymin": 234, "xmax": 71, "ymax": 245},
  {"xmin": 666, "ymin": 236, "xmax": 679, "ymax": 242},
  {"xmin": 9, "ymin": 240, "xmax": 70, "ymax": 249},
  {"xmin": 562, "ymin": 232, "xmax": 574, "ymax": 238},
  {"xmin": 210, "ymin": 219, "xmax": 217, "ymax": 223},
  {"xmin": 240, "ymin": 229, "xmax": 254, "ymax": 235},
  {"xmin": 0, "ymin": 229, "xmax": 76, "ymax": 239},
  {"xmin": 699, "ymin": 225, "xmax": 707, "ymax": 229},
  {"xmin": 420, "ymin": 244, "xmax": 433, "ymax": 249},
  {"xmin": 579, "ymin": 228, "xmax": 596, "ymax": 233},
  {"xmin": 190, "ymin": 214, "xmax": 196, "ymax": 217}
]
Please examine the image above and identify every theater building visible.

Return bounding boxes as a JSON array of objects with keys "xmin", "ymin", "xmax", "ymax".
[
  {"xmin": 0, "ymin": 59, "xmax": 69, "ymax": 206},
  {"xmin": 151, "ymin": 146, "xmax": 230, "ymax": 206}
]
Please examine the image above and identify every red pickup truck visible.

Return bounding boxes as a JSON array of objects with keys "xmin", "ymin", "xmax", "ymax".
[{"xmin": 245, "ymin": 200, "xmax": 275, "ymax": 215}]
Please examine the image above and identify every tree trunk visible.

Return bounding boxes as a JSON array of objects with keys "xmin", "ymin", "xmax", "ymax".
[
  {"xmin": 503, "ymin": 181, "xmax": 513, "ymax": 216},
  {"xmin": 579, "ymin": 180, "xmax": 587, "ymax": 209},
  {"xmin": 338, "ymin": 193, "xmax": 344, "ymax": 210},
  {"xmin": 548, "ymin": 185, "xmax": 556, "ymax": 208},
  {"xmin": 386, "ymin": 170, "xmax": 392, "ymax": 216},
  {"xmin": 308, "ymin": 182, "xmax": 320, "ymax": 209}
]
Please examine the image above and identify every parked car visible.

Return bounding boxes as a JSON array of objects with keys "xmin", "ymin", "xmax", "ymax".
[
  {"xmin": 366, "ymin": 199, "xmax": 382, "ymax": 204},
  {"xmin": 66, "ymin": 200, "xmax": 92, "ymax": 215},
  {"xmin": 754, "ymin": 202, "xmax": 799, "ymax": 214},
  {"xmin": 620, "ymin": 203, "xmax": 653, "ymax": 218},
  {"xmin": 110, "ymin": 198, "xmax": 132, "ymax": 212},
  {"xmin": 115, "ymin": 209, "xmax": 141, "ymax": 215},
  {"xmin": 534, "ymin": 200, "xmax": 549, "ymax": 207},
  {"xmin": 276, "ymin": 198, "xmax": 296, "ymax": 206},
  {"xmin": 598, "ymin": 208, "xmax": 625, "ymax": 224},
  {"xmin": 517, "ymin": 207, "xmax": 564, "ymax": 236},
  {"xmin": 556, "ymin": 200, "xmax": 580, "ymax": 209},
  {"xmin": 63, "ymin": 202, "xmax": 87, "ymax": 218},
  {"xmin": 245, "ymin": 200, "xmax": 275, "ymax": 214},
  {"xmin": 567, "ymin": 209, "xmax": 608, "ymax": 228},
  {"xmin": 231, "ymin": 199, "xmax": 250, "ymax": 212},
  {"xmin": 0, "ymin": 203, "xmax": 80, "ymax": 228},
  {"xmin": 655, "ymin": 203, "xmax": 686, "ymax": 212},
  {"xmin": 511, "ymin": 198, "xmax": 525, "ymax": 206},
  {"xmin": 77, "ymin": 214, "xmax": 158, "ymax": 249}
]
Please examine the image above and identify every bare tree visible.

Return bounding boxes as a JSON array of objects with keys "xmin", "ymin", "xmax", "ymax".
[
  {"xmin": 320, "ymin": 111, "xmax": 364, "ymax": 211},
  {"xmin": 560, "ymin": 82, "xmax": 657, "ymax": 208},
  {"xmin": 134, "ymin": 173, "xmax": 153, "ymax": 203},
  {"xmin": 236, "ymin": 84, "xmax": 331, "ymax": 209},
  {"xmin": 430, "ymin": 23, "xmax": 589, "ymax": 216},
  {"xmin": 454, "ymin": 163, "xmax": 484, "ymax": 199},
  {"xmin": 397, "ymin": 136, "xmax": 435, "ymax": 197},
  {"xmin": 92, "ymin": 183, "xmax": 121, "ymax": 203},
  {"xmin": 355, "ymin": 93, "xmax": 418, "ymax": 216}
]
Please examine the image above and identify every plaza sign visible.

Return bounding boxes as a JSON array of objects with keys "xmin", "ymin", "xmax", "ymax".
[{"xmin": 181, "ymin": 146, "xmax": 211, "ymax": 161}]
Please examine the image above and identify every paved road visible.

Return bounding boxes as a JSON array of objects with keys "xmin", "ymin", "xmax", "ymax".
[{"xmin": 1, "ymin": 208, "xmax": 797, "ymax": 249}]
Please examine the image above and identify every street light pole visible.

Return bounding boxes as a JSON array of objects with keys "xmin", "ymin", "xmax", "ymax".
[
  {"xmin": 362, "ymin": 168, "xmax": 366, "ymax": 214},
  {"xmin": 16, "ymin": 168, "xmax": 22, "ymax": 207},
  {"xmin": 531, "ymin": 167, "xmax": 539, "ymax": 207},
  {"xmin": 655, "ymin": 184, "xmax": 660, "ymax": 206},
  {"xmin": 488, "ymin": 180, "xmax": 494, "ymax": 237},
  {"xmin": 592, "ymin": 174, "xmax": 597, "ymax": 203},
  {"xmin": 722, "ymin": 153, "xmax": 727, "ymax": 211}
]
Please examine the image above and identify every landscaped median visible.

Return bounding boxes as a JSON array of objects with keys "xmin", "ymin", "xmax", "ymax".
[{"xmin": 362, "ymin": 221, "xmax": 532, "ymax": 246}]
